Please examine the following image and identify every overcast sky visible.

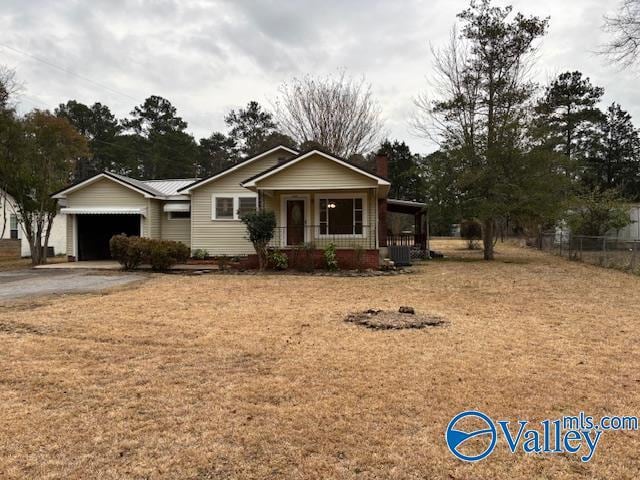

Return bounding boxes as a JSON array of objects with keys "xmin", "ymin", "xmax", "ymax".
[{"xmin": 0, "ymin": 0, "xmax": 633, "ymax": 154}]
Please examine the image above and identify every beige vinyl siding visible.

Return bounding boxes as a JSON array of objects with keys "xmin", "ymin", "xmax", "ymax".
[
  {"xmin": 190, "ymin": 152, "xmax": 284, "ymax": 255},
  {"xmin": 255, "ymin": 153, "xmax": 378, "ymax": 190},
  {"xmin": 65, "ymin": 178, "xmax": 148, "ymax": 209},
  {"xmin": 160, "ymin": 211, "xmax": 191, "ymax": 246},
  {"xmin": 66, "ymin": 214, "xmax": 74, "ymax": 257},
  {"xmin": 146, "ymin": 199, "xmax": 162, "ymax": 239}
]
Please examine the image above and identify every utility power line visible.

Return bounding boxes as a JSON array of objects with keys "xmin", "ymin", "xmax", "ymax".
[{"xmin": 0, "ymin": 43, "xmax": 140, "ymax": 103}]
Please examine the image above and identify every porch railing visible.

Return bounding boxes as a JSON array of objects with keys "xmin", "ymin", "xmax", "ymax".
[
  {"xmin": 270, "ymin": 225, "xmax": 376, "ymax": 250},
  {"xmin": 387, "ymin": 233, "xmax": 428, "ymax": 250}
]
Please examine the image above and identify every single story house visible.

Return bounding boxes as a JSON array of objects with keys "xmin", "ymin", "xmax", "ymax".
[
  {"xmin": 0, "ymin": 189, "xmax": 66, "ymax": 258},
  {"xmin": 51, "ymin": 146, "xmax": 427, "ymax": 268}
]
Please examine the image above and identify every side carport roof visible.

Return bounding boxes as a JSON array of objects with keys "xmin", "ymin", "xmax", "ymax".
[{"xmin": 387, "ymin": 198, "xmax": 426, "ymax": 214}]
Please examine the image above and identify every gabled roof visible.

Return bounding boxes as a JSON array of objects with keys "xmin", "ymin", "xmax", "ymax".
[
  {"xmin": 108, "ymin": 172, "xmax": 165, "ymax": 196},
  {"xmin": 240, "ymin": 148, "xmax": 391, "ymax": 187},
  {"xmin": 51, "ymin": 172, "xmax": 200, "ymax": 200},
  {"xmin": 178, "ymin": 145, "xmax": 299, "ymax": 193},
  {"xmin": 51, "ymin": 172, "xmax": 162, "ymax": 199}
]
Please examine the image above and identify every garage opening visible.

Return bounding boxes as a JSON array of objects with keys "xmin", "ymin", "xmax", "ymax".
[{"xmin": 77, "ymin": 214, "xmax": 141, "ymax": 261}]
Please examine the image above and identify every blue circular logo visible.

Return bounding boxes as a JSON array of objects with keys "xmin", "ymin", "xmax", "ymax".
[{"xmin": 446, "ymin": 410, "xmax": 497, "ymax": 462}]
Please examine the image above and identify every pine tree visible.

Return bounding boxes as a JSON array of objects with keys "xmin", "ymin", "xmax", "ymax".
[
  {"xmin": 534, "ymin": 71, "xmax": 605, "ymax": 177},
  {"xmin": 585, "ymin": 103, "xmax": 640, "ymax": 200}
]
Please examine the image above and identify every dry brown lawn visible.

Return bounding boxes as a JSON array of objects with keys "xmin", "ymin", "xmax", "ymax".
[{"xmin": 1, "ymin": 239, "xmax": 640, "ymax": 479}]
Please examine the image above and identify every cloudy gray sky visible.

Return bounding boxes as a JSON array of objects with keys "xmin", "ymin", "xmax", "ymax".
[{"xmin": 0, "ymin": 0, "xmax": 633, "ymax": 154}]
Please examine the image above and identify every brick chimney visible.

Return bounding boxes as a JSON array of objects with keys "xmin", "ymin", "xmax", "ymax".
[
  {"xmin": 375, "ymin": 153, "xmax": 389, "ymax": 248},
  {"xmin": 375, "ymin": 153, "xmax": 389, "ymax": 179}
]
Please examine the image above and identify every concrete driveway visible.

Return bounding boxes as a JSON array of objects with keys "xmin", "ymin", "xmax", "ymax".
[{"xmin": 0, "ymin": 268, "xmax": 145, "ymax": 301}]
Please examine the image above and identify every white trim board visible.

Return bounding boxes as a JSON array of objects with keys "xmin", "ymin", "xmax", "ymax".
[
  {"xmin": 52, "ymin": 173, "xmax": 156, "ymax": 199},
  {"xmin": 211, "ymin": 193, "xmax": 258, "ymax": 221},
  {"xmin": 61, "ymin": 207, "xmax": 147, "ymax": 216},
  {"xmin": 280, "ymin": 194, "xmax": 311, "ymax": 245},
  {"xmin": 241, "ymin": 150, "xmax": 391, "ymax": 188},
  {"xmin": 314, "ymin": 192, "xmax": 368, "ymax": 239},
  {"xmin": 179, "ymin": 145, "xmax": 299, "ymax": 193}
]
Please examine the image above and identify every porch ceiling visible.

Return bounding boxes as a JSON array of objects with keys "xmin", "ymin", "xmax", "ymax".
[
  {"xmin": 387, "ymin": 198, "xmax": 426, "ymax": 214},
  {"xmin": 254, "ymin": 186, "xmax": 388, "ymax": 199}
]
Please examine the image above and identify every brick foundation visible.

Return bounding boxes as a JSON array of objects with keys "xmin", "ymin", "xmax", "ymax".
[
  {"xmin": 246, "ymin": 249, "xmax": 379, "ymax": 271},
  {"xmin": 0, "ymin": 239, "xmax": 20, "ymax": 259}
]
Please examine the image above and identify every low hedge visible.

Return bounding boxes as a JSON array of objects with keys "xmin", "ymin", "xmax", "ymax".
[{"xmin": 109, "ymin": 235, "xmax": 190, "ymax": 271}]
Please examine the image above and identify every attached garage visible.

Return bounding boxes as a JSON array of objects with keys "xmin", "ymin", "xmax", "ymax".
[
  {"xmin": 53, "ymin": 173, "xmax": 159, "ymax": 262},
  {"xmin": 61, "ymin": 207, "xmax": 147, "ymax": 261},
  {"xmin": 76, "ymin": 213, "xmax": 141, "ymax": 260}
]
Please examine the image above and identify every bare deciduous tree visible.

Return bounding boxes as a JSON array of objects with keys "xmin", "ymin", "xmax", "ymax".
[
  {"xmin": 0, "ymin": 66, "xmax": 21, "ymax": 109},
  {"xmin": 413, "ymin": 29, "xmax": 481, "ymax": 154},
  {"xmin": 602, "ymin": 0, "xmax": 640, "ymax": 67},
  {"xmin": 274, "ymin": 72, "xmax": 383, "ymax": 157}
]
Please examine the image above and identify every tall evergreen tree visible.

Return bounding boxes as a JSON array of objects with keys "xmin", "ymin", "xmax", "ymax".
[
  {"xmin": 56, "ymin": 100, "xmax": 124, "ymax": 179},
  {"xmin": 123, "ymin": 95, "xmax": 187, "ymax": 135},
  {"xmin": 378, "ymin": 140, "xmax": 425, "ymax": 201},
  {"xmin": 197, "ymin": 132, "xmax": 238, "ymax": 177},
  {"xmin": 225, "ymin": 101, "xmax": 281, "ymax": 157},
  {"xmin": 534, "ymin": 71, "xmax": 605, "ymax": 177},
  {"xmin": 122, "ymin": 95, "xmax": 198, "ymax": 179},
  {"xmin": 585, "ymin": 103, "xmax": 640, "ymax": 199}
]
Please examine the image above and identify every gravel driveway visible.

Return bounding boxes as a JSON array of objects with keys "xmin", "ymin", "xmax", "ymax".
[{"xmin": 0, "ymin": 269, "xmax": 145, "ymax": 301}]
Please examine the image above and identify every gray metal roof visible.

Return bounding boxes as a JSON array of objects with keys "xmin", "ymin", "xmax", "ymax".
[
  {"xmin": 143, "ymin": 179, "xmax": 199, "ymax": 197},
  {"xmin": 107, "ymin": 172, "xmax": 165, "ymax": 197}
]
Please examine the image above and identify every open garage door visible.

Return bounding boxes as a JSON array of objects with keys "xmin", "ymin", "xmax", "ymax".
[{"xmin": 77, "ymin": 214, "xmax": 141, "ymax": 261}]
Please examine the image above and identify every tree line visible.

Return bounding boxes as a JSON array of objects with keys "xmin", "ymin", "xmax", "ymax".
[
  {"xmin": 51, "ymin": 71, "xmax": 388, "ymax": 182},
  {"xmin": 2, "ymin": 0, "xmax": 639, "ymax": 264}
]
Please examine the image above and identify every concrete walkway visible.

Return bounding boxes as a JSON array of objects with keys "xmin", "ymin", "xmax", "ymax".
[
  {"xmin": 0, "ymin": 269, "xmax": 145, "ymax": 301},
  {"xmin": 35, "ymin": 261, "xmax": 220, "ymax": 271},
  {"xmin": 35, "ymin": 261, "xmax": 121, "ymax": 270}
]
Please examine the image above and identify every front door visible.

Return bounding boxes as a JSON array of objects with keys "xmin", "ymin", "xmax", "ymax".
[{"xmin": 286, "ymin": 199, "xmax": 305, "ymax": 246}]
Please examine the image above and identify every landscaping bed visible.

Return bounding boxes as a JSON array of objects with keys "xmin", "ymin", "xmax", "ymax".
[{"xmin": 345, "ymin": 308, "xmax": 448, "ymax": 329}]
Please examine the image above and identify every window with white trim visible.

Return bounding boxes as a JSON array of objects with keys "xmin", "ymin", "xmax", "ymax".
[
  {"xmin": 9, "ymin": 214, "xmax": 18, "ymax": 239},
  {"xmin": 214, "ymin": 197, "xmax": 234, "ymax": 219},
  {"xmin": 212, "ymin": 195, "xmax": 258, "ymax": 220},
  {"xmin": 319, "ymin": 196, "xmax": 364, "ymax": 235},
  {"xmin": 237, "ymin": 197, "xmax": 258, "ymax": 218}
]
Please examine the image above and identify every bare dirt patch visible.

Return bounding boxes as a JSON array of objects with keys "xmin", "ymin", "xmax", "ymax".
[{"xmin": 345, "ymin": 308, "xmax": 448, "ymax": 330}]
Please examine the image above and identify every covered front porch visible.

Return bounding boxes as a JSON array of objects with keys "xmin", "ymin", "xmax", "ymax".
[
  {"xmin": 240, "ymin": 149, "xmax": 392, "ymax": 255},
  {"xmin": 261, "ymin": 189, "xmax": 379, "ymax": 250}
]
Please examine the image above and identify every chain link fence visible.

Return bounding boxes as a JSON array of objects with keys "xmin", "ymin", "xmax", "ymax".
[{"xmin": 538, "ymin": 232, "xmax": 640, "ymax": 274}]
